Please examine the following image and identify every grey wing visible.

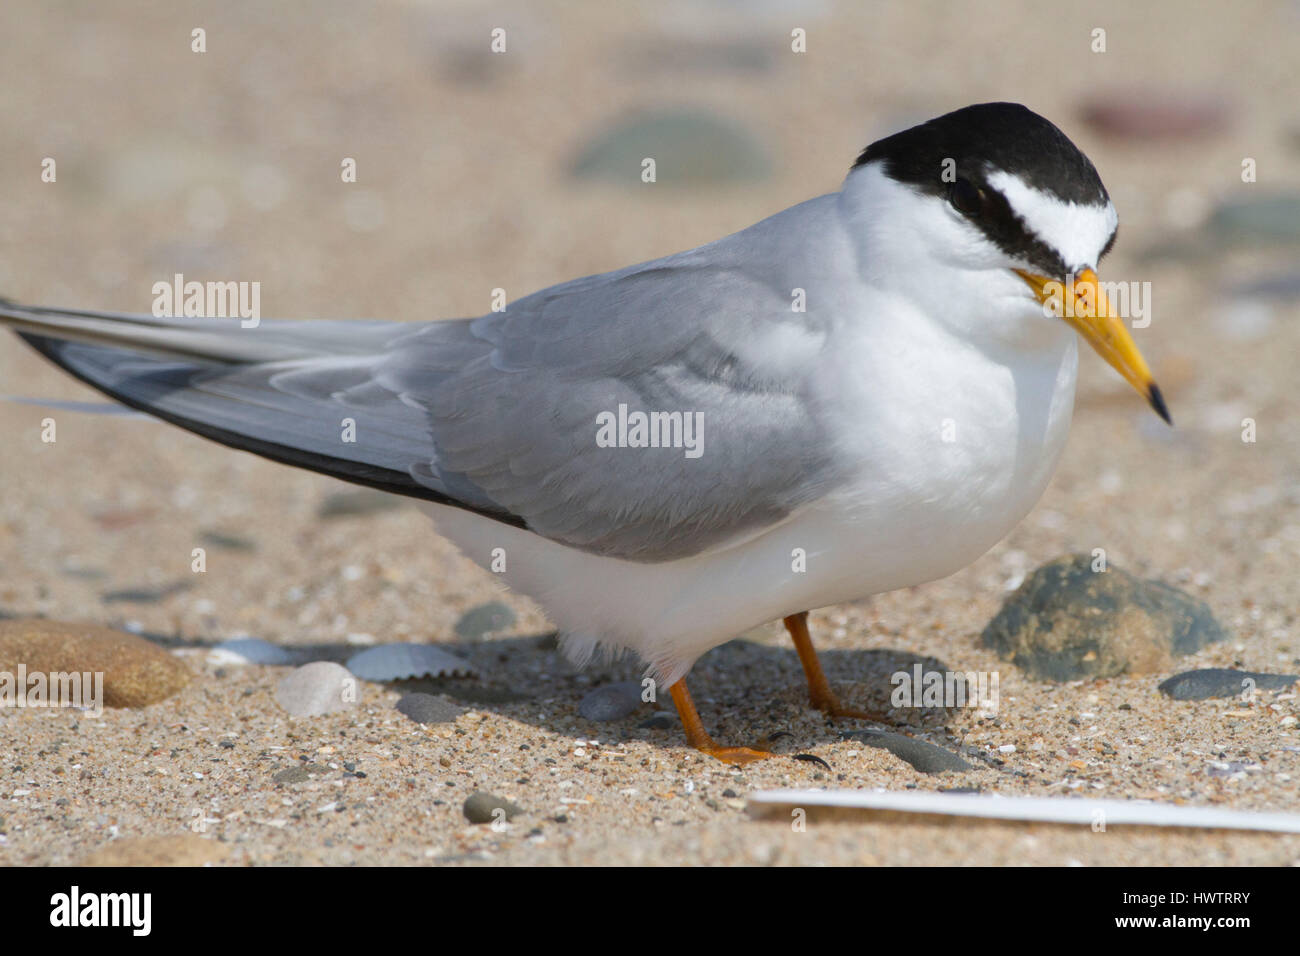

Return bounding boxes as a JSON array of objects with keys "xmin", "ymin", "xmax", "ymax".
[
  {"xmin": 11, "ymin": 316, "xmax": 509, "ymax": 512},
  {"xmin": 380, "ymin": 257, "xmax": 846, "ymax": 562},
  {"xmin": 5, "ymin": 230, "xmax": 846, "ymax": 562}
]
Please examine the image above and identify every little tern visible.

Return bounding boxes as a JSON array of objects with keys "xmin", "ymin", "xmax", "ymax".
[{"xmin": 1, "ymin": 102, "xmax": 1167, "ymax": 763}]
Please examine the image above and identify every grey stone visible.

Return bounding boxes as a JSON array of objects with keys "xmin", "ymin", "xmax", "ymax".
[
  {"xmin": 1228, "ymin": 272, "xmax": 1300, "ymax": 301},
  {"xmin": 454, "ymin": 602, "xmax": 516, "ymax": 641},
  {"xmin": 981, "ymin": 554, "xmax": 1229, "ymax": 681},
  {"xmin": 624, "ymin": 38, "xmax": 774, "ymax": 76},
  {"xmin": 212, "ymin": 637, "xmax": 298, "ymax": 666},
  {"xmin": 272, "ymin": 764, "xmax": 328, "ymax": 785},
  {"xmin": 1158, "ymin": 668, "xmax": 1299, "ymax": 701},
  {"xmin": 197, "ymin": 530, "xmax": 257, "ymax": 552},
  {"xmin": 463, "ymin": 791, "xmax": 524, "ymax": 825},
  {"xmin": 578, "ymin": 682, "xmax": 643, "ymax": 722},
  {"xmin": 571, "ymin": 108, "xmax": 770, "ymax": 186},
  {"xmin": 60, "ymin": 565, "xmax": 107, "ymax": 581},
  {"xmin": 845, "ymin": 730, "xmax": 972, "ymax": 774},
  {"xmin": 1209, "ymin": 194, "xmax": 1300, "ymax": 246},
  {"xmin": 317, "ymin": 490, "xmax": 403, "ymax": 518},
  {"xmin": 395, "ymin": 693, "xmax": 464, "ymax": 724},
  {"xmin": 100, "ymin": 581, "xmax": 191, "ymax": 604}
]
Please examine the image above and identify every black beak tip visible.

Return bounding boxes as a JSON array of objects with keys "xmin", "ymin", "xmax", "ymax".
[{"xmin": 1148, "ymin": 383, "xmax": 1172, "ymax": 426}]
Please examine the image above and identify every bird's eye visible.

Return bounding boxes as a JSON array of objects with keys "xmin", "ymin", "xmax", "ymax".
[{"xmin": 948, "ymin": 177, "xmax": 984, "ymax": 217}]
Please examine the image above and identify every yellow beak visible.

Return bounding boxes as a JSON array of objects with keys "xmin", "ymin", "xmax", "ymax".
[{"xmin": 1014, "ymin": 268, "xmax": 1170, "ymax": 424}]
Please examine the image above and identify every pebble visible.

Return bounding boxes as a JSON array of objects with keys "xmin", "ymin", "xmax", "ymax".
[
  {"xmin": 209, "ymin": 637, "xmax": 299, "ymax": 667},
  {"xmin": 196, "ymin": 530, "xmax": 257, "ymax": 552},
  {"xmin": 638, "ymin": 712, "xmax": 677, "ymax": 730},
  {"xmin": 272, "ymin": 765, "xmax": 314, "ymax": 785},
  {"xmin": 624, "ymin": 38, "xmax": 773, "ymax": 76},
  {"xmin": 316, "ymin": 489, "xmax": 403, "ymax": 518},
  {"xmin": 0, "ymin": 618, "xmax": 192, "ymax": 708},
  {"xmin": 578, "ymin": 682, "xmax": 643, "ymax": 722},
  {"xmin": 1227, "ymin": 272, "xmax": 1300, "ymax": 301},
  {"xmin": 395, "ymin": 693, "xmax": 464, "ymax": 725},
  {"xmin": 1157, "ymin": 668, "xmax": 1299, "ymax": 701},
  {"xmin": 100, "ymin": 581, "xmax": 191, "ymax": 604},
  {"xmin": 59, "ymin": 564, "xmax": 107, "ymax": 581},
  {"xmin": 454, "ymin": 602, "xmax": 516, "ymax": 642},
  {"xmin": 570, "ymin": 107, "xmax": 770, "ymax": 186},
  {"xmin": 981, "ymin": 554, "xmax": 1228, "ymax": 681},
  {"xmin": 463, "ymin": 791, "xmax": 524, "ymax": 825},
  {"xmin": 843, "ymin": 730, "xmax": 972, "ymax": 774},
  {"xmin": 1207, "ymin": 761, "xmax": 1257, "ymax": 779},
  {"xmin": 1209, "ymin": 194, "xmax": 1300, "ymax": 246},
  {"xmin": 274, "ymin": 662, "xmax": 358, "ymax": 717},
  {"xmin": 1078, "ymin": 92, "xmax": 1230, "ymax": 139}
]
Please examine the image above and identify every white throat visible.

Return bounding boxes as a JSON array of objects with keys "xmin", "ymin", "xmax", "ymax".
[{"xmin": 837, "ymin": 161, "xmax": 1070, "ymax": 356}]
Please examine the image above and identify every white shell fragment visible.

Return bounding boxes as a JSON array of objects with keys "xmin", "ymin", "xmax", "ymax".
[
  {"xmin": 275, "ymin": 662, "xmax": 359, "ymax": 717},
  {"xmin": 345, "ymin": 643, "xmax": 477, "ymax": 682},
  {"xmin": 209, "ymin": 637, "xmax": 300, "ymax": 667},
  {"xmin": 746, "ymin": 789, "xmax": 1300, "ymax": 834}
]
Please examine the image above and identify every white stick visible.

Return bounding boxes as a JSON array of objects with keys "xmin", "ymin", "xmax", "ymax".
[{"xmin": 747, "ymin": 789, "xmax": 1300, "ymax": 833}]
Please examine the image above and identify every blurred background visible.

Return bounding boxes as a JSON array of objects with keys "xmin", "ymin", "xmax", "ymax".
[
  {"xmin": 1, "ymin": 0, "xmax": 1298, "ymax": 652},
  {"xmin": 1, "ymin": 0, "xmax": 1296, "ymax": 321}
]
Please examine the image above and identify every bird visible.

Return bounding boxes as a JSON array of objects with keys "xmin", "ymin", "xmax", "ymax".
[{"xmin": 1, "ymin": 102, "xmax": 1167, "ymax": 764}]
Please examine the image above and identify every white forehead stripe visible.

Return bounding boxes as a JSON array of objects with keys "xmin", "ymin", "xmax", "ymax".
[{"xmin": 986, "ymin": 169, "xmax": 1118, "ymax": 270}]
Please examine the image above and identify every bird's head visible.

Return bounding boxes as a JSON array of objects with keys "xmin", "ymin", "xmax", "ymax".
[{"xmin": 844, "ymin": 101, "xmax": 1168, "ymax": 424}]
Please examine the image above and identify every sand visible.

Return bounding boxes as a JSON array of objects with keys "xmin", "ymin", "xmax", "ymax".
[{"xmin": 1, "ymin": 0, "xmax": 1298, "ymax": 865}]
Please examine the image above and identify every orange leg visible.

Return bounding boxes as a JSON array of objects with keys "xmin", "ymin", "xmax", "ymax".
[
  {"xmin": 669, "ymin": 680, "xmax": 774, "ymax": 765},
  {"xmin": 784, "ymin": 611, "xmax": 883, "ymax": 720}
]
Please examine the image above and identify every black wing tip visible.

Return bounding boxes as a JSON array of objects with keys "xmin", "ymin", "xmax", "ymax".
[{"xmin": 14, "ymin": 330, "xmax": 531, "ymax": 530}]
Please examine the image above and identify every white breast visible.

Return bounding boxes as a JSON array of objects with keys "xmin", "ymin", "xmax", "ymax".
[{"xmin": 423, "ymin": 319, "xmax": 1078, "ymax": 688}]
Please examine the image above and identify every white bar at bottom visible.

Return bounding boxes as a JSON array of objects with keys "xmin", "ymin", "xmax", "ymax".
[{"xmin": 746, "ymin": 789, "xmax": 1300, "ymax": 833}]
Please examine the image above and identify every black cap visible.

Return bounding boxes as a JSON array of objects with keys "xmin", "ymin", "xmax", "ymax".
[{"xmin": 854, "ymin": 103, "xmax": 1113, "ymax": 276}]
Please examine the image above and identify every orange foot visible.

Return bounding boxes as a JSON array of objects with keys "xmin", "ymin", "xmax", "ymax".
[
  {"xmin": 698, "ymin": 744, "xmax": 774, "ymax": 766},
  {"xmin": 784, "ymin": 612, "xmax": 888, "ymax": 723},
  {"xmin": 669, "ymin": 681, "xmax": 776, "ymax": 765}
]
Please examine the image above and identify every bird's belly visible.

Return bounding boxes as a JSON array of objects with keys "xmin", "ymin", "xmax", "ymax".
[
  {"xmin": 782, "ymin": 332, "xmax": 1079, "ymax": 607},
  {"xmin": 422, "ymin": 337, "xmax": 1076, "ymax": 684}
]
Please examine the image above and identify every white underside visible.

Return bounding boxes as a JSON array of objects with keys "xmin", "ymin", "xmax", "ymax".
[{"xmin": 423, "ymin": 328, "xmax": 1079, "ymax": 689}]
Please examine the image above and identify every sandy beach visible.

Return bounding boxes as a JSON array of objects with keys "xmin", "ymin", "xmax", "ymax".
[{"xmin": 1, "ymin": 0, "xmax": 1299, "ymax": 866}]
